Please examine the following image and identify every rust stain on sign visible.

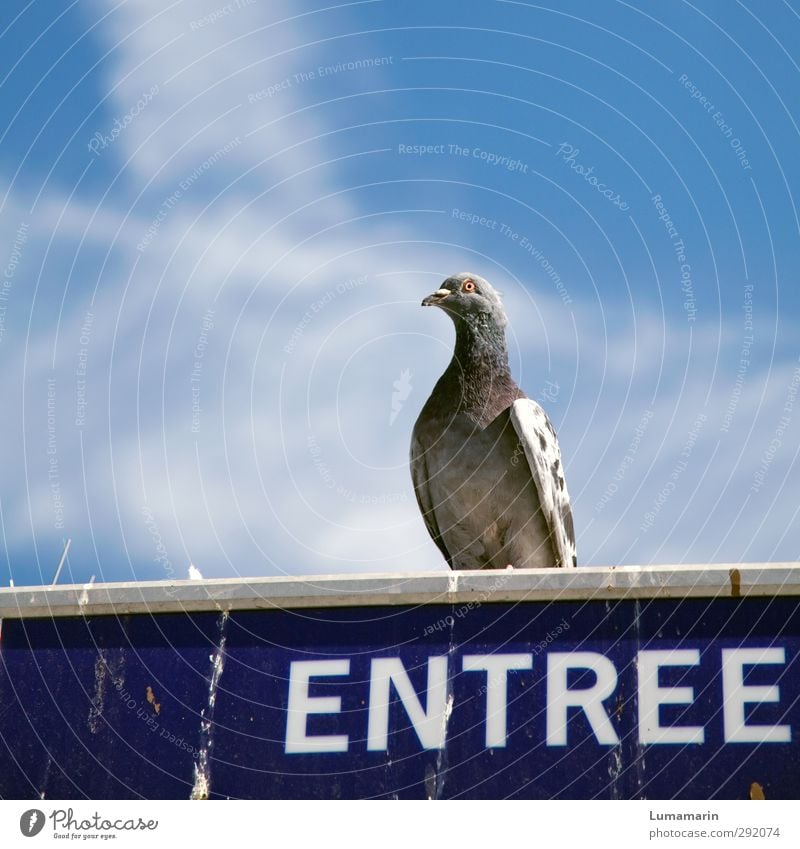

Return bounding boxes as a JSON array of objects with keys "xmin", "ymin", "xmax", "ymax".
[
  {"xmin": 729, "ymin": 568, "xmax": 742, "ymax": 598},
  {"xmin": 146, "ymin": 686, "xmax": 161, "ymax": 715}
]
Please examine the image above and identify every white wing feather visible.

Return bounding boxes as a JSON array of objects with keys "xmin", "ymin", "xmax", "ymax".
[{"xmin": 509, "ymin": 398, "xmax": 577, "ymax": 568}]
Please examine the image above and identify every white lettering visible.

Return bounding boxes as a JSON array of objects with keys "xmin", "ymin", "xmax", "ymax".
[
  {"xmin": 367, "ymin": 657, "xmax": 448, "ymax": 750},
  {"xmin": 285, "ymin": 659, "xmax": 350, "ymax": 753},
  {"xmin": 722, "ymin": 648, "xmax": 790, "ymax": 743},
  {"xmin": 638, "ymin": 650, "xmax": 704, "ymax": 744},
  {"xmin": 462, "ymin": 653, "xmax": 533, "ymax": 747},
  {"xmin": 546, "ymin": 652, "xmax": 619, "ymax": 746}
]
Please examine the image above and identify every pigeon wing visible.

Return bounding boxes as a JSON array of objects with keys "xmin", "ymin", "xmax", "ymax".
[
  {"xmin": 410, "ymin": 433, "xmax": 453, "ymax": 568},
  {"xmin": 509, "ymin": 398, "xmax": 577, "ymax": 568}
]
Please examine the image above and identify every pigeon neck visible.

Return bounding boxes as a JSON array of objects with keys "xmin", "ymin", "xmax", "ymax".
[
  {"xmin": 452, "ymin": 313, "xmax": 511, "ymax": 373},
  {"xmin": 433, "ymin": 314, "xmax": 518, "ymax": 425}
]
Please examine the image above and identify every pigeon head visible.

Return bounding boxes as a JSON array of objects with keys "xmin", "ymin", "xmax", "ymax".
[{"xmin": 421, "ymin": 272, "xmax": 507, "ymax": 333}]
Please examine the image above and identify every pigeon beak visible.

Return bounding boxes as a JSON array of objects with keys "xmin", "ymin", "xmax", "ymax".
[{"xmin": 422, "ymin": 288, "xmax": 451, "ymax": 307}]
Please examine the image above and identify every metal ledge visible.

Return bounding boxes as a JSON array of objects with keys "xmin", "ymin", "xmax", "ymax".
[{"xmin": 0, "ymin": 563, "xmax": 799, "ymax": 619}]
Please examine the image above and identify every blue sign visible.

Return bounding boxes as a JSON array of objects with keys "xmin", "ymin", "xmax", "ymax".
[{"xmin": 0, "ymin": 595, "xmax": 798, "ymax": 798}]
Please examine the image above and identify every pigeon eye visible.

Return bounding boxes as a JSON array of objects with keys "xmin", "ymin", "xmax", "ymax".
[{"xmin": 462, "ymin": 279, "xmax": 476, "ymax": 293}]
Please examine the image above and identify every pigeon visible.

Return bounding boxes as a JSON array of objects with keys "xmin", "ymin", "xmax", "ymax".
[{"xmin": 410, "ymin": 272, "xmax": 576, "ymax": 570}]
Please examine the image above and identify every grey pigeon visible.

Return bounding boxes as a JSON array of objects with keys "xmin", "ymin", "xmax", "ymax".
[{"xmin": 410, "ymin": 272, "xmax": 576, "ymax": 570}]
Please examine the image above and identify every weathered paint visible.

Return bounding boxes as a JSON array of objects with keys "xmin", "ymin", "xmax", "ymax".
[{"xmin": 0, "ymin": 566, "xmax": 798, "ymax": 799}]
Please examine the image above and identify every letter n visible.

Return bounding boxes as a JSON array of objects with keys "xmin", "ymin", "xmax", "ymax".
[{"xmin": 367, "ymin": 657, "xmax": 449, "ymax": 750}]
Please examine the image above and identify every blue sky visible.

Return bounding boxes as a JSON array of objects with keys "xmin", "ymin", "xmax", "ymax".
[{"xmin": 1, "ymin": 0, "xmax": 800, "ymax": 585}]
